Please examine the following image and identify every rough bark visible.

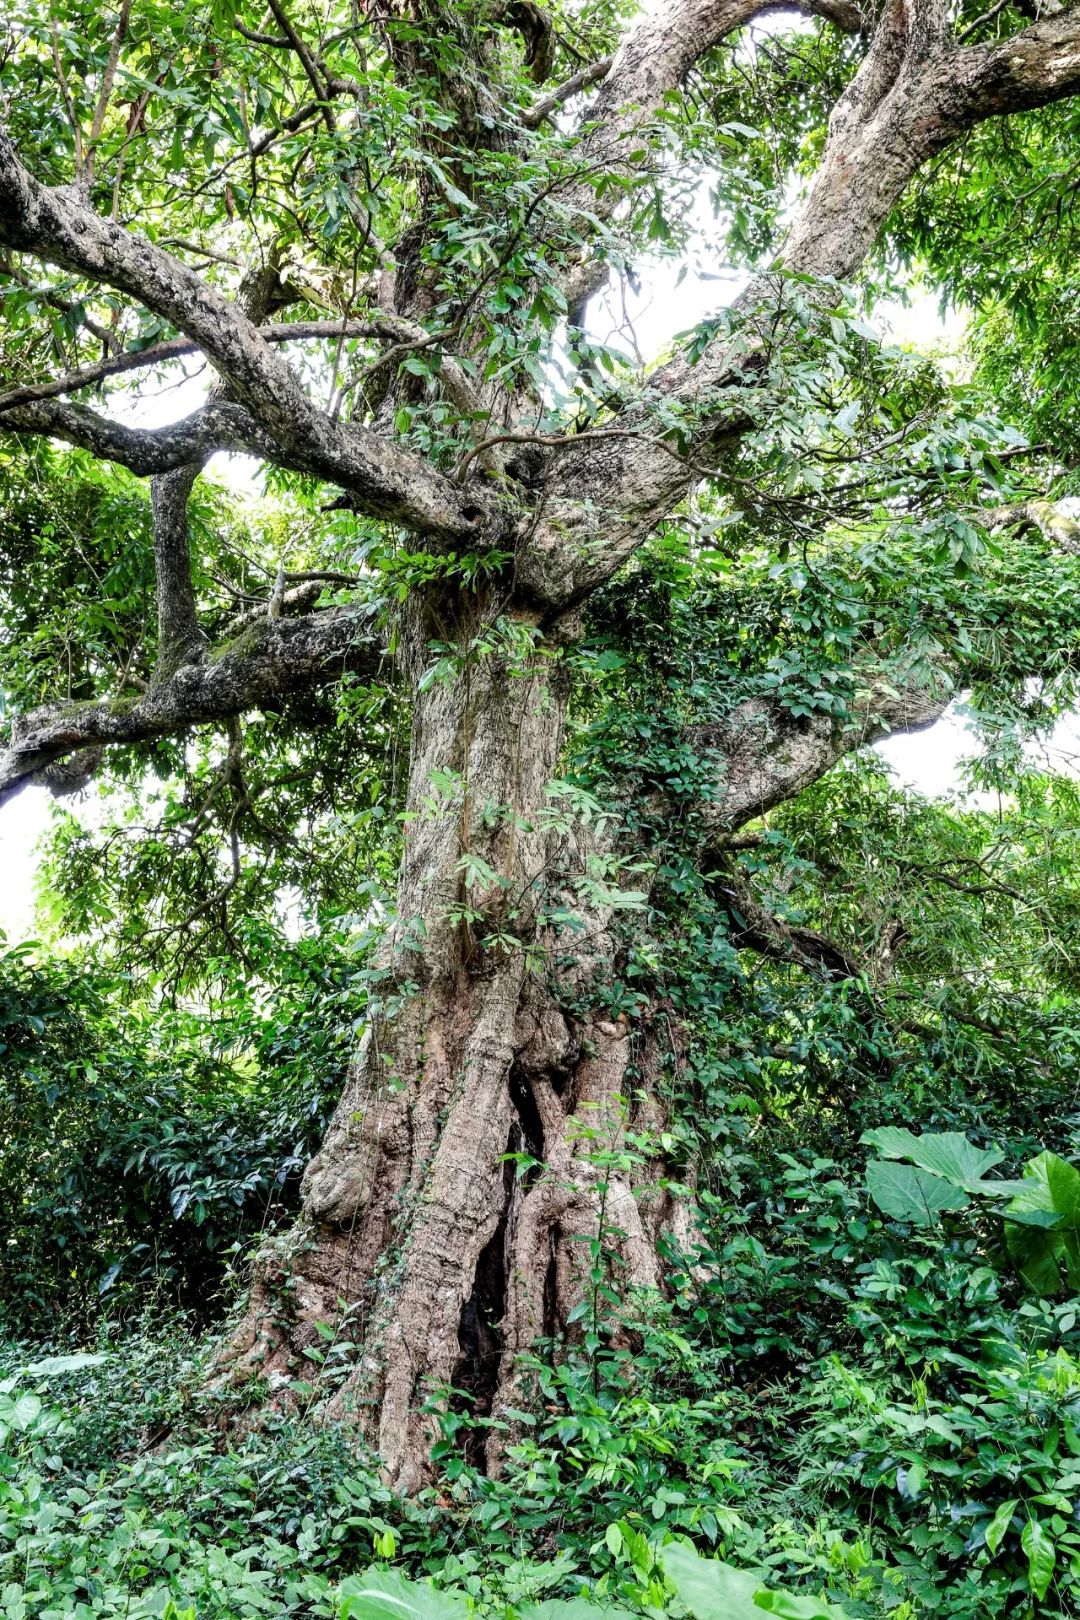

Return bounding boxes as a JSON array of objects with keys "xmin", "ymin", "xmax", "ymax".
[
  {"xmin": 698, "ymin": 678, "xmax": 949, "ymax": 836},
  {"xmin": 217, "ymin": 592, "xmax": 592, "ymax": 1491},
  {"xmin": 212, "ymin": 605, "xmax": 952, "ymax": 1489}
]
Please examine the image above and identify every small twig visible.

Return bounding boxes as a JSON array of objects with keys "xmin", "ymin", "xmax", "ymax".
[
  {"xmin": 87, "ymin": 0, "xmax": 134, "ymax": 180},
  {"xmin": 235, "ymin": 19, "xmax": 291, "ymax": 46},
  {"xmin": 957, "ymin": 0, "xmax": 1010, "ymax": 42},
  {"xmin": 50, "ymin": 20, "xmax": 86, "ymax": 180},
  {"xmin": 453, "ymin": 424, "xmax": 722, "ymax": 484},
  {"xmin": 263, "ymin": 0, "xmax": 335, "ymax": 129},
  {"xmin": 160, "ymin": 238, "xmax": 242, "ymax": 267}
]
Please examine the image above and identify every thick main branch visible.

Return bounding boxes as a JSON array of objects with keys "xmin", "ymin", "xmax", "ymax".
[
  {"xmin": 0, "ymin": 607, "xmax": 383, "ymax": 809},
  {"xmin": 517, "ymin": 1, "xmax": 1080, "ymax": 608}
]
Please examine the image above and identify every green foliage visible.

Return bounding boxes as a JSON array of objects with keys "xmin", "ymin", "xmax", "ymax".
[
  {"xmin": 861, "ymin": 1129, "xmax": 1080, "ymax": 1298},
  {"xmin": 1006, "ymin": 1154, "xmax": 1080, "ymax": 1296},
  {"xmin": 4, "ymin": 4, "xmax": 1080, "ymax": 1619},
  {"xmin": 0, "ymin": 933, "xmax": 363, "ymax": 1326}
]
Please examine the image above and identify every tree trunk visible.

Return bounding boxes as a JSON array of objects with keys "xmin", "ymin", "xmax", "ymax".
[{"xmin": 218, "ymin": 592, "xmax": 683, "ymax": 1492}]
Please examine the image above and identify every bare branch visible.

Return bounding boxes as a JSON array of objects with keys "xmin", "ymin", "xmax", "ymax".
[
  {"xmin": 234, "ymin": 20, "xmax": 292, "ymax": 47},
  {"xmin": 981, "ymin": 498, "xmax": 1080, "ymax": 552},
  {"xmin": 0, "ymin": 317, "xmax": 464, "ymax": 415},
  {"xmin": 263, "ymin": 0, "xmax": 335, "ymax": 129},
  {"xmin": 955, "ymin": 5, "xmax": 1080, "ymax": 117},
  {"xmin": 87, "ymin": 0, "xmax": 134, "ymax": 166},
  {"xmin": 522, "ymin": 55, "xmax": 614, "ymax": 126},
  {"xmin": 152, "ymin": 468, "xmax": 207, "ymax": 677},
  {"xmin": 717, "ymin": 862, "xmax": 865, "ymax": 979},
  {"xmin": 1, "ymin": 397, "xmax": 278, "ymax": 472}
]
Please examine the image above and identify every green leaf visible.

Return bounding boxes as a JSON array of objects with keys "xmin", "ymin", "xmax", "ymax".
[
  {"xmin": 661, "ymin": 1542, "xmax": 763, "ymax": 1620},
  {"xmin": 1021, "ymin": 1517, "xmax": 1056, "ymax": 1600},
  {"xmin": 755, "ymin": 1596, "xmax": 848, "ymax": 1620},
  {"xmin": 660, "ymin": 1543, "xmax": 848, "ymax": 1620},
  {"xmin": 1006, "ymin": 1153, "xmax": 1080, "ymax": 1295},
  {"xmin": 866, "ymin": 1160, "xmax": 969, "ymax": 1226},
  {"xmin": 897, "ymin": 1462, "xmax": 927, "ymax": 1501},
  {"xmin": 1009, "ymin": 1152, "xmax": 1080, "ymax": 1224},
  {"xmin": 23, "ymin": 1353, "xmax": 107, "ymax": 1375},
  {"xmin": 860, "ymin": 1128, "xmax": 1004, "ymax": 1190},
  {"xmin": 12, "ymin": 1395, "xmax": 41, "ymax": 1430},
  {"xmin": 984, "ymin": 1498, "xmax": 1018, "ymax": 1556},
  {"xmin": 520, "ymin": 1603, "xmax": 638, "ymax": 1620},
  {"xmin": 337, "ymin": 1569, "xmax": 470, "ymax": 1620}
]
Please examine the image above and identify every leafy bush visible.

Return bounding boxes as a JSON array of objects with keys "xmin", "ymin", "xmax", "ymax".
[{"xmin": 0, "ymin": 938, "xmax": 358, "ymax": 1328}]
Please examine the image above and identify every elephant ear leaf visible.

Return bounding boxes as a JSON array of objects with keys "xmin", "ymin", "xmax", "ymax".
[
  {"xmin": 1006, "ymin": 1152, "xmax": 1080, "ymax": 1295},
  {"xmin": 865, "ymin": 1160, "xmax": 969, "ymax": 1226},
  {"xmin": 337, "ymin": 1570, "xmax": 471, "ymax": 1620},
  {"xmin": 661, "ymin": 1542, "xmax": 762, "ymax": 1620},
  {"xmin": 860, "ymin": 1128, "xmax": 1004, "ymax": 1191},
  {"xmin": 661, "ymin": 1538, "xmax": 850, "ymax": 1620}
]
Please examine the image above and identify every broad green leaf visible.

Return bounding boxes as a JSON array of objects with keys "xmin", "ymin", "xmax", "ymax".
[
  {"xmin": 520, "ymin": 1603, "xmax": 638, "ymax": 1620},
  {"xmin": 755, "ymin": 1593, "xmax": 849, "ymax": 1620},
  {"xmin": 984, "ymin": 1498, "xmax": 1018, "ymax": 1556},
  {"xmin": 1006, "ymin": 1153, "xmax": 1080, "ymax": 1295},
  {"xmin": 24, "ymin": 1353, "xmax": 108, "ymax": 1376},
  {"xmin": 661, "ymin": 1542, "xmax": 763, "ymax": 1620},
  {"xmin": 860, "ymin": 1128, "xmax": 1003, "ymax": 1190},
  {"xmin": 1021, "ymin": 1517, "xmax": 1056, "ymax": 1600},
  {"xmin": 866, "ymin": 1161, "xmax": 968, "ymax": 1226},
  {"xmin": 337, "ymin": 1569, "xmax": 470, "ymax": 1620},
  {"xmin": 12, "ymin": 1395, "xmax": 41, "ymax": 1430},
  {"xmin": 661, "ymin": 1542, "xmax": 848, "ymax": 1620},
  {"xmin": 1009, "ymin": 1152, "xmax": 1080, "ymax": 1224}
]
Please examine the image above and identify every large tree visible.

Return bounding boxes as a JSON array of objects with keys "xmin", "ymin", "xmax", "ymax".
[{"xmin": 3, "ymin": 0, "xmax": 1080, "ymax": 1491}]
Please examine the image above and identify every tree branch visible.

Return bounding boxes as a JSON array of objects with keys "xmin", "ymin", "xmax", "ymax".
[
  {"xmin": 151, "ymin": 468, "xmax": 207, "ymax": 678},
  {"xmin": 716, "ymin": 861, "xmax": 865, "ymax": 979},
  {"xmin": 522, "ymin": 55, "xmax": 614, "ymax": 126},
  {"xmin": 698, "ymin": 677, "xmax": 949, "ymax": 836},
  {"xmin": 0, "ymin": 317, "xmax": 461, "ymax": 414},
  {"xmin": 0, "ymin": 606, "xmax": 384, "ymax": 810},
  {"xmin": 981, "ymin": 497, "xmax": 1080, "ymax": 552},
  {"xmin": 0, "ymin": 131, "xmax": 500, "ymax": 543},
  {"xmin": 1, "ymin": 398, "xmax": 280, "ymax": 473},
  {"xmin": 517, "ymin": 0, "xmax": 1080, "ymax": 609}
]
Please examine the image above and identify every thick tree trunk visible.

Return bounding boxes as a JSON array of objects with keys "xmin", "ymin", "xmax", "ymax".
[{"xmin": 218, "ymin": 593, "xmax": 682, "ymax": 1491}]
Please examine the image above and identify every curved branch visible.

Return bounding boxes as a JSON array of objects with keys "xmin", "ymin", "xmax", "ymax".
[
  {"xmin": 717, "ymin": 862, "xmax": 864, "ymax": 979},
  {"xmin": 0, "ymin": 606, "xmax": 384, "ymax": 810},
  {"xmin": 518, "ymin": 1, "xmax": 1080, "ymax": 609},
  {"xmin": 982, "ymin": 498, "xmax": 1080, "ymax": 553},
  {"xmin": 698, "ymin": 678, "xmax": 949, "ymax": 836},
  {"xmin": 3, "ymin": 391, "xmax": 497, "ymax": 540},
  {"xmin": 2, "ymin": 398, "xmax": 279, "ymax": 473}
]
